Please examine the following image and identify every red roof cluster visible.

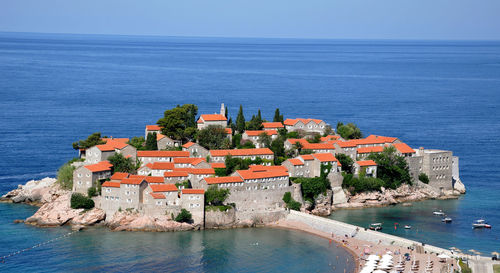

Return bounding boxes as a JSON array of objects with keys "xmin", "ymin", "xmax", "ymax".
[
  {"xmin": 146, "ymin": 125, "xmax": 161, "ymax": 131},
  {"xmin": 137, "ymin": 151, "xmax": 190, "ymax": 157},
  {"xmin": 205, "ymin": 176, "xmax": 244, "ymax": 184},
  {"xmin": 262, "ymin": 122, "xmax": 284, "ymax": 129},
  {"xmin": 198, "ymin": 114, "xmax": 227, "ymax": 122},
  {"xmin": 284, "ymin": 118, "xmax": 324, "ymax": 126},
  {"xmin": 210, "ymin": 148, "xmax": 273, "ymax": 157},
  {"xmin": 244, "ymin": 130, "xmax": 277, "ymax": 136},
  {"xmin": 357, "ymin": 160, "xmax": 377, "ymax": 167},
  {"xmin": 182, "ymin": 189, "xmax": 205, "ymax": 194},
  {"xmin": 357, "ymin": 146, "xmax": 384, "ymax": 154},
  {"xmin": 84, "ymin": 161, "xmax": 113, "ymax": 172}
]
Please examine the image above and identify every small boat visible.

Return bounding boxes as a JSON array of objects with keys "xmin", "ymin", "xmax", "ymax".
[
  {"xmin": 442, "ymin": 217, "xmax": 452, "ymax": 223},
  {"xmin": 370, "ymin": 223, "xmax": 383, "ymax": 231},
  {"xmin": 404, "ymin": 225, "xmax": 412, "ymax": 229},
  {"xmin": 433, "ymin": 210, "xmax": 445, "ymax": 216},
  {"xmin": 473, "ymin": 219, "xmax": 491, "ymax": 229}
]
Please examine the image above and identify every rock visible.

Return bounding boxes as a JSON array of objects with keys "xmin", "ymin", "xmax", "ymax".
[
  {"xmin": 25, "ymin": 193, "xmax": 83, "ymax": 226},
  {"xmin": 453, "ymin": 178, "xmax": 466, "ymax": 194},
  {"xmin": 70, "ymin": 208, "xmax": 106, "ymax": 225},
  {"xmin": 402, "ymin": 202, "xmax": 413, "ymax": 207},
  {"xmin": 332, "ymin": 187, "xmax": 348, "ymax": 205},
  {"xmin": 107, "ymin": 211, "xmax": 196, "ymax": 232},
  {"xmin": 13, "ymin": 219, "xmax": 24, "ymax": 223},
  {"xmin": 2, "ymin": 177, "xmax": 61, "ymax": 205},
  {"xmin": 72, "ymin": 224, "xmax": 85, "ymax": 231},
  {"xmin": 205, "ymin": 208, "xmax": 236, "ymax": 229}
]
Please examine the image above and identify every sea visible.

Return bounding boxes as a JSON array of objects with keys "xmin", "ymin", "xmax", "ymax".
[{"xmin": 0, "ymin": 32, "xmax": 499, "ymax": 271}]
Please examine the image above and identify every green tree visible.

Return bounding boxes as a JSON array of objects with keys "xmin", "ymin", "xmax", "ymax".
[
  {"xmin": 108, "ymin": 153, "xmax": 136, "ymax": 174},
  {"xmin": 87, "ymin": 187, "xmax": 98, "ymax": 197},
  {"xmin": 205, "ymin": 185, "xmax": 230, "ymax": 206},
  {"xmin": 258, "ymin": 132, "xmax": 272, "ymax": 148},
  {"xmin": 342, "ymin": 174, "xmax": 385, "ymax": 194},
  {"xmin": 145, "ymin": 132, "xmax": 158, "ymax": 150},
  {"xmin": 367, "ymin": 146, "xmax": 412, "ymax": 189},
  {"xmin": 70, "ymin": 193, "xmax": 95, "ymax": 209},
  {"xmin": 232, "ymin": 133, "xmax": 242, "ymax": 148},
  {"xmin": 294, "ymin": 177, "xmax": 330, "ymax": 203},
  {"xmin": 157, "ymin": 104, "xmax": 198, "ymax": 143},
  {"xmin": 72, "ymin": 132, "xmax": 105, "ymax": 150},
  {"xmin": 236, "ymin": 105, "xmax": 246, "ymax": 133},
  {"xmin": 57, "ymin": 162, "xmax": 76, "ymax": 190},
  {"xmin": 247, "ymin": 109, "xmax": 263, "ymax": 130},
  {"xmin": 418, "ymin": 173, "xmax": 429, "ymax": 184},
  {"xmin": 336, "ymin": 122, "xmax": 363, "ymax": 140},
  {"xmin": 323, "ymin": 125, "xmax": 333, "ymax": 136},
  {"xmin": 336, "ymin": 153, "xmax": 354, "ymax": 174},
  {"xmin": 128, "ymin": 136, "xmax": 146, "ymax": 150},
  {"xmin": 175, "ymin": 209, "xmax": 193, "ymax": 223},
  {"xmin": 282, "ymin": 192, "xmax": 303, "ymax": 211},
  {"xmin": 240, "ymin": 140, "xmax": 255, "ymax": 149},
  {"xmin": 273, "ymin": 108, "xmax": 284, "ymax": 122},
  {"xmin": 307, "ymin": 133, "xmax": 321, "ymax": 143},
  {"xmin": 198, "ymin": 125, "xmax": 227, "ymax": 150},
  {"xmin": 293, "ymin": 141, "xmax": 303, "ymax": 155},
  {"xmin": 270, "ymin": 137, "xmax": 286, "ymax": 165},
  {"xmin": 282, "ymin": 191, "xmax": 292, "ymax": 203}
]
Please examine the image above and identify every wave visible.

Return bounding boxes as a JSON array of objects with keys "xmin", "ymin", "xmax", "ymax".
[{"xmin": 0, "ymin": 171, "xmax": 56, "ymax": 181}]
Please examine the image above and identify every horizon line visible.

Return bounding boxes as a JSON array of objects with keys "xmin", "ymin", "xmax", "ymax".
[{"xmin": 1, "ymin": 30, "xmax": 500, "ymax": 43}]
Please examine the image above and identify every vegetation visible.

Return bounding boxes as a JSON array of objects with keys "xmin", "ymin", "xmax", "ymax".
[
  {"xmin": 273, "ymin": 108, "xmax": 284, "ymax": 122},
  {"xmin": 216, "ymin": 155, "xmax": 264, "ymax": 176},
  {"xmin": 307, "ymin": 133, "xmax": 321, "ymax": 143},
  {"xmin": 175, "ymin": 180, "xmax": 191, "ymax": 189},
  {"xmin": 418, "ymin": 173, "xmax": 429, "ymax": 184},
  {"xmin": 157, "ymin": 104, "xmax": 198, "ymax": 143},
  {"xmin": 367, "ymin": 146, "xmax": 412, "ymax": 189},
  {"xmin": 458, "ymin": 259, "xmax": 472, "ymax": 273},
  {"xmin": 239, "ymin": 140, "xmax": 255, "ymax": 149},
  {"xmin": 70, "ymin": 193, "xmax": 95, "ymax": 209},
  {"xmin": 205, "ymin": 204, "xmax": 234, "ymax": 212},
  {"xmin": 293, "ymin": 177, "xmax": 330, "ymax": 203},
  {"xmin": 87, "ymin": 187, "xmax": 98, "ymax": 197},
  {"xmin": 493, "ymin": 264, "xmax": 500, "ymax": 273},
  {"xmin": 72, "ymin": 132, "xmax": 105, "ymax": 150},
  {"xmin": 286, "ymin": 131, "xmax": 302, "ymax": 139},
  {"xmin": 232, "ymin": 133, "xmax": 242, "ymax": 148},
  {"xmin": 342, "ymin": 174, "xmax": 385, "ymax": 194},
  {"xmin": 246, "ymin": 109, "xmax": 263, "ymax": 130},
  {"xmin": 128, "ymin": 136, "xmax": 146, "ymax": 150},
  {"xmin": 205, "ymin": 186, "xmax": 230, "ymax": 206},
  {"xmin": 336, "ymin": 122, "xmax": 363, "ymax": 139},
  {"xmin": 145, "ymin": 132, "xmax": 158, "ymax": 150},
  {"xmin": 336, "ymin": 153, "xmax": 354, "ymax": 174},
  {"xmin": 282, "ymin": 192, "xmax": 301, "ymax": 211},
  {"xmin": 322, "ymin": 125, "xmax": 333, "ymax": 136},
  {"xmin": 236, "ymin": 105, "xmax": 246, "ymax": 133},
  {"xmin": 175, "ymin": 209, "xmax": 193, "ymax": 223},
  {"xmin": 57, "ymin": 161, "xmax": 76, "ymax": 190},
  {"xmin": 197, "ymin": 125, "xmax": 229, "ymax": 150},
  {"xmin": 270, "ymin": 137, "xmax": 286, "ymax": 165},
  {"xmin": 108, "ymin": 153, "xmax": 137, "ymax": 174},
  {"xmin": 258, "ymin": 132, "xmax": 272, "ymax": 148}
]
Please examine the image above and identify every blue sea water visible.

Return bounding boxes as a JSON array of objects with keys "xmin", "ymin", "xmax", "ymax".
[{"xmin": 0, "ymin": 32, "xmax": 500, "ymax": 269}]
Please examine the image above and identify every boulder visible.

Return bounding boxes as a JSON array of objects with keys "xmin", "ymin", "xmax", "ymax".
[
  {"xmin": 70, "ymin": 208, "xmax": 106, "ymax": 225},
  {"xmin": 25, "ymin": 193, "xmax": 82, "ymax": 226},
  {"xmin": 332, "ymin": 187, "xmax": 348, "ymax": 205},
  {"xmin": 107, "ymin": 211, "xmax": 196, "ymax": 232},
  {"xmin": 453, "ymin": 178, "xmax": 466, "ymax": 194}
]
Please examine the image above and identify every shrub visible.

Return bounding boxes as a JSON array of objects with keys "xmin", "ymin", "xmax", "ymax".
[
  {"xmin": 282, "ymin": 192, "xmax": 292, "ymax": 204},
  {"xmin": 175, "ymin": 209, "xmax": 193, "ymax": 223},
  {"xmin": 342, "ymin": 174, "xmax": 385, "ymax": 194},
  {"xmin": 336, "ymin": 153, "xmax": 354, "ymax": 174},
  {"xmin": 418, "ymin": 173, "xmax": 429, "ymax": 184},
  {"xmin": 336, "ymin": 122, "xmax": 363, "ymax": 139},
  {"xmin": 70, "ymin": 193, "xmax": 95, "ymax": 209},
  {"xmin": 205, "ymin": 186, "xmax": 230, "ymax": 206},
  {"xmin": 108, "ymin": 153, "xmax": 136, "ymax": 173},
  {"xmin": 87, "ymin": 187, "xmax": 97, "ymax": 197},
  {"xmin": 295, "ymin": 177, "xmax": 330, "ymax": 202},
  {"xmin": 283, "ymin": 192, "xmax": 301, "ymax": 211},
  {"xmin": 367, "ymin": 146, "xmax": 412, "ymax": 189},
  {"xmin": 57, "ymin": 162, "xmax": 75, "ymax": 190}
]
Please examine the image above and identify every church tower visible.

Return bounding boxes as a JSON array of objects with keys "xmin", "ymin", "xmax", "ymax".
[{"xmin": 220, "ymin": 103, "xmax": 225, "ymax": 117}]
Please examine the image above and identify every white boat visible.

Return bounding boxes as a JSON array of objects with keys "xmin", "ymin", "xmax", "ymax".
[
  {"xmin": 442, "ymin": 217, "xmax": 452, "ymax": 223},
  {"xmin": 472, "ymin": 219, "xmax": 491, "ymax": 229},
  {"xmin": 370, "ymin": 223, "xmax": 383, "ymax": 231},
  {"xmin": 433, "ymin": 210, "xmax": 445, "ymax": 216},
  {"xmin": 404, "ymin": 225, "xmax": 412, "ymax": 229}
]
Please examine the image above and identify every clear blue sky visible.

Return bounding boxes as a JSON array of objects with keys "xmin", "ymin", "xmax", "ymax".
[{"xmin": 1, "ymin": 0, "xmax": 500, "ymax": 40}]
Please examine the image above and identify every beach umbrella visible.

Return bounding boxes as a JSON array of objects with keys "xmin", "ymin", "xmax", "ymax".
[
  {"xmin": 364, "ymin": 248, "xmax": 371, "ymax": 254},
  {"xmin": 492, "ymin": 251, "xmax": 499, "ymax": 256},
  {"xmin": 438, "ymin": 254, "xmax": 451, "ymax": 259},
  {"xmin": 373, "ymin": 270, "xmax": 388, "ymax": 273}
]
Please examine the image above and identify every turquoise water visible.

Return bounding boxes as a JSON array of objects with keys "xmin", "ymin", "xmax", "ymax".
[{"xmin": 1, "ymin": 32, "xmax": 500, "ymax": 268}]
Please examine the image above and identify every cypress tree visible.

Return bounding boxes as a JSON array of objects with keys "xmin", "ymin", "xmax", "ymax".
[
  {"xmin": 146, "ymin": 132, "xmax": 158, "ymax": 150},
  {"xmin": 236, "ymin": 105, "xmax": 245, "ymax": 133},
  {"xmin": 273, "ymin": 108, "xmax": 283, "ymax": 122}
]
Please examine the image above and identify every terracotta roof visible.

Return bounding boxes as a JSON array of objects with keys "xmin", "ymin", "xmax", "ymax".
[
  {"xmin": 137, "ymin": 151, "xmax": 190, "ymax": 157},
  {"xmin": 284, "ymin": 118, "xmax": 324, "ymax": 126},
  {"xmin": 110, "ymin": 172, "xmax": 129, "ymax": 180},
  {"xmin": 320, "ymin": 135, "xmax": 340, "ymax": 142},
  {"xmin": 357, "ymin": 146, "xmax": 384, "ymax": 154},
  {"xmin": 262, "ymin": 122, "xmax": 284, "ymax": 128},
  {"xmin": 225, "ymin": 128, "xmax": 232, "ymax": 134},
  {"xmin": 393, "ymin": 143, "xmax": 416, "ymax": 154},
  {"xmin": 199, "ymin": 114, "xmax": 227, "ymax": 122},
  {"xmin": 287, "ymin": 139, "xmax": 335, "ymax": 150},
  {"xmin": 102, "ymin": 138, "xmax": 129, "ymax": 143},
  {"xmin": 139, "ymin": 163, "xmax": 154, "ymax": 170},
  {"xmin": 102, "ymin": 181, "xmax": 121, "ymax": 188},
  {"xmin": 365, "ymin": 135, "xmax": 398, "ymax": 143},
  {"xmin": 146, "ymin": 125, "xmax": 161, "ymax": 131},
  {"xmin": 236, "ymin": 169, "xmax": 289, "ymax": 180},
  {"xmin": 312, "ymin": 153, "xmax": 339, "ymax": 163},
  {"xmin": 150, "ymin": 162, "xmax": 175, "ymax": 170},
  {"xmin": 164, "ymin": 171, "xmax": 189, "ymax": 177},
  {"xmin": 96, "ymin": 144, "xmax": 116, "ymax": 152},
  {"xmin": 357, "ymin": 160, "xmax": 377, "ymax": 167},
  {"xmin": 128, "ymin": 175, "xmax": 147, "ymax": 179},
  {"xmin": 210, "ymin": 148, "xmax": 273, "ymax": 157},
  {"xmin": 210, "ymin": 162, "xmax": 226, "ymax": 169},
  {"xmin": 157, "ymin": 133, "xmax": 165, "ymax": 141},
  {"xmin": 145, "ymin": 176, "xmax": 164, "ymax": 183},
  {"xmin": 151, "ymin": 184, "xmax": 178, "ymax": 192},
  {"xmin": 173, "ymin": 157, "xmax": 205, "ymax": 165},
  {"xmin": 120, "ymin": 177, "xmax": 145, "ymax": 185},
  {"xmin": 244, "ymin": 130, "xmax": 277, "ymax": 136},
  {"xmin": 102, "ymin": 139, "xmax": 128, "ymax": 150},
  {"xmin": 288, "ymin": 158, "xmax": 304, "ymax": 166},
  {"xmin": 182, "ymin": 189, "xmax": 205, "ymax": 194},
  {"xmin": 204, "ymin": 176, "xmax": 243, "ymax": 184},
  {"xmin": 182, "ymin": 142, "xmax": 196, "ymax": 148},
  {"xmin": 84, "ymin": 161, "xmax": 113, "ymax": 172},
  {"xmin": 248, "ymin": 165, "xmax": 288, "ymax": 172},
  {"xmin": 336, "ymin": 140, "xmax": 360, "ymax": 148},
  {"xmin": 150, "ymin": 192, "xmax": 166, "ymax": 199},
  {"xmin": 173, "ymin": 168, "xmax": 215, "ymax": 175},
  {"xmin": 301, "ymin": 154, "xmax": 314, "ymax": 161}
]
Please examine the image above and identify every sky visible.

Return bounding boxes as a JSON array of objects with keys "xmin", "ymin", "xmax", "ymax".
[{"xmin": 1, "ymin": 0, "xmax": 500, "ymax": 40}]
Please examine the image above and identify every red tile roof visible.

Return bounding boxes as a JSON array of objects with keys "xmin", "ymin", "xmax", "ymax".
[
  {"xmin": 244, "ymin": 130, "xmax": 277, "ymax": 136},
  {"xmin": 146, "ymin": 125, "xmax": 161, "ymax": 131},
  {"xmin": 145, "ymin": 176, "xmax": 164, "ymax": 183},
  {"xmin": 182, "ymin": 189, "xmax": 205, "ymax": 194},
  {"xmin": 102, "ymin": 139, "xmax": 128, "ymax": 150},
  {"xmin": 210, "ymin": 162, "xmax": 226, "ymax": 169},
  {"xmin": 262, "ymin": 122, "xmax": 284, "ymax": 128},
  {"xmin": 173, "ymin": 157, "xmax": 205, "ymax": 165},
  {"xmin": 248, "ymin": 165, "xmax": 288, "ymax": 172},
  {"xmin": 210, "ymin": 148, "xmax": 273, "ymax": 157},
  {"xmin": 199, "ymin": 114, "xmax": 227, "ymax": 122},
  {"xmin": 121, "ymin": 177, "xmax": 145, "ymax": 185},
  {"xmin": 182, "ymin": 142, "xmax": 196, "ymax": 148},
  {"xmin": 157, "ymin": 133, "xmax": 166, "ymax": 141},
  {"xmin": 320, "ymin": 135, "xmax": 340, "ymax": 142},
  {"xmin": 393, "ymin": 143, "xmax": 416, "ymax": 154},
  {"xmin": 110, "ymin": 172, "xmax": 129, "ymax": 180},
  {"xmin": 365, "ymin": 135, "xmax": 398, "ymax": 143},
  {"xmin": 96, "ymin": 144, "xmax": 116, "ymax": 152},
  {"xmin": 357, "ymin": 146, "xmax": 384, "ymax": 154},
  {"xmin": 287, "ymin": 139, "xmax": 335, "ymax": 150},
  {"xmin": 357, "ymin": 160, "xmax": 377, "ymax": 167},
  {"xmin": 288, "ymin": 158, "xmax": 304, "ymax": 166},
  {"xmin": 236, "ymin": 170, "xmax": 289, "ymax": 180},
  {"xmin": 150, "ymin": 192, "xmax": 166, "ymax": 199},
  {"xmin": 151, "ymin": 184, "xmax": 178, "ymax": 192},
  {"xmin": 312, "ymin": 153, "xmax": 339, "ymax": 163},
  {"xmin": 336, "ymin": 140, "xmax": 360, "ymax": 148},
  {"xmin": 150, "ymin": 162, "xmax": 175, "ymax": 170},
  {"xmin": 84, "ymin": 161, "xmax": 113, "ymax": 172},
  {"xmin": 301, "ymin": 154, "xmax": 314, "ymax": 161},
  {"xmin": 102, "ymin": 138, "xmax": 129, "ymax": 143},
  {"xmin": 102, "ymin": 181, "xmax": 121, "ymax": 188},
  {"xmin": 225, "ymin": 128, "xmax": 232, "ymax": 134},
  {"xmin": 173, "ymin": 168, "xmax": 215, "ymax": 175},
  {"xmin": 284, "ymin": 118, "xmax": 324, "ymax": 126},
  {"xmin": 204, "ymin": 176, "xmax": 243, "ymax": 184},
  {"xmin": 164, "ymin": 171, "xmax": 189, "ymax": 177},
  {"xmin": 137, "ymin": 151, "xmax": 190, "ymax": 157}
]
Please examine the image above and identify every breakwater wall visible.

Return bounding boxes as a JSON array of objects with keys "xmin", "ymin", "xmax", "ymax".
[{"xmin": 286, "ymin": 210, "xmax": 451, "ymax": 255}]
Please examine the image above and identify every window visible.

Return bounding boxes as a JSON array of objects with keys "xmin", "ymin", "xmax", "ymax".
[
  {"xmin": 78, "ymin": 173, "xmax": 82, "ymax": 177},
  {"xmin": 105, "ymin": 196, "xmax": 109, "ymax": 200}
]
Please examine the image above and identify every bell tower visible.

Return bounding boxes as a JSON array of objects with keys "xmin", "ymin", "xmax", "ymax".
[{"xmin": 220, "ymin": 103, "xmax": 225, "ymax": 117}]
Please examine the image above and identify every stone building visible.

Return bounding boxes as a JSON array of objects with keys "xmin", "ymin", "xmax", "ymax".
[
  {"xmin": 171, "ymin": 168, "xmax": 215, "ymax": 188},
  {"xmin": 163, "ymin": 171, "xmax": 189, "ymax": 185},
  {"xmin": 282, "ymin": 158, "xmax": 306, "ymax": 177},
  {"xmin": 73, "ymin": 161, "xmax": 113, "ymax": 194},
  {"xmin": 415, "ymin": 148, "xmax": 454, "ymax": 191},
  {"xmin": 145, "ymin": 125, "xmax": 162, "ymax": 138},
  {"xmin": 150, "ymin": 162, "xmax": 175, "ymax": 177},
  {"xmin": 283, "ymin": 118, "xmax": 327, "ymax": 134},
  {"xmin": 209, "ymin": 148, "xmax": 274, "ymax": 163},
  {"xmin": 197, "ymin": 114, "xmax": 227, "ymax": 130},
  {"xmin": 137, "ymin": 150, "xmax": 189, "ymax": 164},
  {"xmin": 157, "ymin": 133, "xmax": 179, "ymax": 150},
  {"xmin": 142, "ymin": 184, "xmax": 179, "ymax": 216},
  {"xmin": 180, "ymin": 189, "xmax": 205, "ymax": 225},
  {"xmin": 242, "ymin": 130, "xmax": 278, "ymax": 148},
  {"xmin": 262, "ymin": 122, "xmax": 284, "ymax": 131},
  {"xmin": 137, "ymin": 163, "xmax": 153, "ymax": 176},
  {"xmin": 85, "ymin": 138, "xmax": 137, "ymax": 164},
  {"xmin": 173, "ymin": 157, "xmax": 210, "ymax": 169},
  {"xmin": 285, "ymin": 139, "xmax": 336, "ymax": 154},
  {"xmin": 354, "ymin": 160, "xmax": 378, "ymax": 177},
  {"xmin": 356, "ymin": 146, "xmax": 384, "ymax": 160},
  {"xmin": 182, "ymin": 142, "xmax": 209, "ymax": 158}
]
